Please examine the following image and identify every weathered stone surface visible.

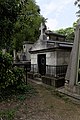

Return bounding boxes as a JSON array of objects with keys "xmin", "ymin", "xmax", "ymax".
[
  {"xmin": 42, "ymin": 75, "xmax": 65, "ymax": 87},
  {"xmin": 29, "ymin": 23, "xmax": 73, "ymax": 77},
  {"xmin": 65, "ymin": 25, "xmax": 80, "ymax": 86},
  {"xmin": 65, "ymin": 20, "xmax": 80, "ymax": 96}
]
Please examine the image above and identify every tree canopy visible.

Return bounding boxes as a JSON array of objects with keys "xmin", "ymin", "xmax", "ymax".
[
  {"xmin": 55, "ymin": 18, "xmax": 80, "ymax": 42},
  {"xmin": 55, "ymin": 27, "xmax": 74, "ymax": 42},
  {"xmin": 0, "ymin": 0, "xmax": 44, "ymax": 51},
  {"xmin": 13, "ymin": 0, "xmax": 44, "ymax": 51},
  {"xmin": 0, "ymin": 0, "xmax": 20, "ymax": 50}
]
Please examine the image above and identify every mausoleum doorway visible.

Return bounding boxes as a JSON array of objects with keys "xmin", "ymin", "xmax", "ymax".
[{"xmin": 38, "ymin": 54, "xmax": 46, "ymax": 75}]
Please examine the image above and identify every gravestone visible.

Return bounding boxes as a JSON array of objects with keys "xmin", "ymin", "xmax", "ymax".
[
  {"xmin": 65, "ymin": 20, "xmax": 80, "ymax": 93},
  {"xmin": 13, "ymin": 49, "xmax": 16, "ymax": 63}
]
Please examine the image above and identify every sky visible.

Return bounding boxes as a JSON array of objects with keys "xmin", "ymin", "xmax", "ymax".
[{"xmin": 36, "ymin": 0, "xmax": 78, "ymax": 30}]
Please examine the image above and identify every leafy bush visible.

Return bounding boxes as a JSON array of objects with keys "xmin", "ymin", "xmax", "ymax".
[
  {"xmin": 0, "ymin": 51, "xmax": 25, "ymax": 96},
  {"xmin": 0, "ymin": 109, "xmax": 16, "ymax": 120},
  {"xmin": 12, "ymin": 67, "xmax": 25, "ymax": 87},
  {"xmin": 0, "ymin": 51, "xmax": 13, "ymax": 89}
]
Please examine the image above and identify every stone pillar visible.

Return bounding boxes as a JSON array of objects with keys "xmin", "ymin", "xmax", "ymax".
[
  {"xmin": 13, "ymin": 49, "xmax": 16, "ymax": 63},
  {"xmin": 65, "ymin": 22, "xmax": 80, "ymax": 91}
]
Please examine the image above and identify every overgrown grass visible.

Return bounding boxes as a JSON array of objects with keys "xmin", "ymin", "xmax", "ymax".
[
  {"xmin": 0, "ymin": 83, "xmax": 38, "ymax": 101},
  {"xmin": 0, "ymin": 109, "xmax": 16, "ymax": 120},
  {"xmin": 17, "ymin": 84, "xmax": 38, "ymax": 101},
  {"xmin": 0, "ymin": 83, "xmax": 38, "ymax": 120}
]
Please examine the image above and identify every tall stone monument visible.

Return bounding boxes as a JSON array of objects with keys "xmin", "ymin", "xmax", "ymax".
[{"xmin": 65, "ymin": 20, "xmax": 80, "ymax": 94}]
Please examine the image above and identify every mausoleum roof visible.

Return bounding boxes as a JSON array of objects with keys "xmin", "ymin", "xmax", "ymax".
[
  {"xmin": 46, "ymin": 30, "xmax": 66, "ymax": 38},
  {"xmin": 29, "ymin": 39, "xmax": 73, "ymax": 53},
  {"xmin": 29, "ymin": 23, "xmax": 73, "ymax": 54}
]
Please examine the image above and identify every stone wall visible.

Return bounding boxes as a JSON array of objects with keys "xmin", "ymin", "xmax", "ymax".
[
  {"xmin": 31, "ymin": 54, "xmax": 38, "ymax": 72},
  {"xmin": 31, "ymin": 51, "xmax": 57, "ymax": 74},
  {"xmin": 30, "ymin": 49, "xmax": 71, "ymax": 76},
  {"xmin": 57, "ymin": 50, "xmax": 71, "ymax": 65},
  {"xmin": 31, "ymin": 54, "xmax": 37, "ymax": 65},
  {"xmin": 46, "ymin": 51, "xmax": 57, "ymax": 65},
  {"xmin": 31, "ymin": 51, "xmax": 57, "ymax": 66}
]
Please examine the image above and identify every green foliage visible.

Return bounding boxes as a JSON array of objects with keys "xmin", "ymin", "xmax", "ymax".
[
  {"xmin": 73, "ymin": 19, "xmax": 80, "ymax": 28},
  {"xmin": 56, "ymin": 27, "xmax": 74, "ymax": 42},
  {"xmin": 0, "ymin": 51, "xmax": 13, "ymax": 89},
  {"xmin": 0, "ymin": 51, "xmax": 37, "ymax": 101},
  {"xmin": 0, "ymin": 109, "xmax": 15, "ymax": 120},
  {"xmin": 17, "ymin": 94, "xmax": 26, "ymax": 101},
  {"xmin": 0, "ymin": 51, "xmax": 26, "ymax": 99},
  {"xmin": 16, "ymin": 83, "xmax": 37, "ymax": 100},
  {"xmin": 0, "ymin": 0, "xmax": 45, "ymax": 51},
  {"xmin": 56, "ymin": 18, "xmax": 80, "ymax": 42},
  {"xmin": 13, "ymin": 0, "xmax": 43, "ymax": 51},
  {"xmin": 64, "ymin": 27, "xmax": 74, "ymax": 41},
  {"xmin": 0, "ymin": 83, "xmax": 37, "ymax": 119},
  {"xmin": 12, "ymin": 67, "xmax": 25, "ymax": 87},
  {"xmin": 0, "ymin": 0, "xmax": 20, "ymax": 50}
]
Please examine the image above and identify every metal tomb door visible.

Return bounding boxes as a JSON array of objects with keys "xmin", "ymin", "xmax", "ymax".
[{"xmin": 38, "ymin": 54, "xmax": 46, "ymax": 75}]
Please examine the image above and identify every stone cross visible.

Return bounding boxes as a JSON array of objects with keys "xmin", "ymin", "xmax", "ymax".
[
  {"xmin": 39, "ymin": 23, "xmax": 44, "ymax": 36},
  {"xmin": 39, "ymin": 23, "xmax": 47, "ymax": 40}
]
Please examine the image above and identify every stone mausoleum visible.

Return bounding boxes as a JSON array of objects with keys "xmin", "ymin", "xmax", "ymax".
[{"xmin": 29, "ymin": 23, "xmax": 73, "ymax": 78}]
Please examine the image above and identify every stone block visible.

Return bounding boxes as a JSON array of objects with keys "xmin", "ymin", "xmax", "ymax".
[
  {"xmin": 27, "ymin": 72, "xmax": 34, "ymax": 79},
  {"xmin": 42, "ymin": 76, "xmax": 65, "ymax": 88}
]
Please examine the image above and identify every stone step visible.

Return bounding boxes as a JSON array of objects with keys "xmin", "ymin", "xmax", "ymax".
[
  {"xmin": 28, "ymin": 78, "xmax": 42, "ymax": 85},
  {"xmin": 34, "ymin": 77, "xmax": 42, "ymax": 82}
]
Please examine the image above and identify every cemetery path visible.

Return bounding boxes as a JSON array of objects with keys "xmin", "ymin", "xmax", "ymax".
[
  {"xmin": 0, "ymin": 81, "xmax": 80, "ymax": 120},
  {"xmin": 26, "ymin": 81, "xmax": 80, "ymax": 120}
]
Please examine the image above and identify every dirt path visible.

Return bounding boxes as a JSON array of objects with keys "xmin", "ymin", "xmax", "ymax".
[
  {"xmin": 0, "ymin": 81, "xmax": 80, "ymax": 120},
  {"xmin": 26, "ymin": 82, "xmax": 80, "ymax": 120}
]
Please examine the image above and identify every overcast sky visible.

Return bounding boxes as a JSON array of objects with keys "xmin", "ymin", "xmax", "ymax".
[{"xmin": 36, "ymin": 0, "xmax": 78, "ymax": 30}]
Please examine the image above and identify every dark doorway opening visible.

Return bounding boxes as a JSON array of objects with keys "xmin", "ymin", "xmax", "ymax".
[{"xmin": 38, "ymin": 54, "xmax": 46, "ymax": 75}]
